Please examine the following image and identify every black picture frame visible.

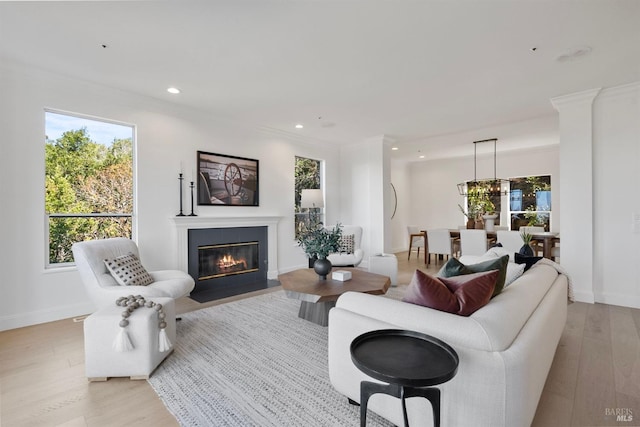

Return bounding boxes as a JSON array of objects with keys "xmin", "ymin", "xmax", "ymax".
[{"xmin": 197, "ymin": 151, "xmax": 259, "ymax": 206}]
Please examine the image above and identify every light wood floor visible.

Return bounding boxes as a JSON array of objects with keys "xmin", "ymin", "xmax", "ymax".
[{"xmin": 1, "ymin": 253, "xmax": 639, "ymax": 426}]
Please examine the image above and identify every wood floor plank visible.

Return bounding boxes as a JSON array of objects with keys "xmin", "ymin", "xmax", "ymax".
[
  {"xmin": 571, "ymin": 303, "xmax": 618, "ymax": 426},
  {"xmin": 532, "ymin": 390, "xmax": 574, "ymax": 427},
  {"xmin": 615, "ymin": 391, "xmax": 640, "ymax": 425},
  {"xmin": 583, "ymin": 302, "xmax": 612, "ymax": 342},
  {"xmin": 609, "ymin": 305, "xmax": 640, "ymax": 400}
]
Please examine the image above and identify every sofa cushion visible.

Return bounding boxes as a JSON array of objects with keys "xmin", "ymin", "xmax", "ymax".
[
  {"xmin": 514, "ymin": 253, "xmax": 543, "ymax": 271},
  {"xmin": 104, "ymin": 252, "xmax": 154, "ymax": 286},
  {"xmin": 439, "ymin": 255, "xmax": 509, "ymax": 297},
  {"xmin": 403, "ymin": 269, "xmax": 498, "ymax": 316}
]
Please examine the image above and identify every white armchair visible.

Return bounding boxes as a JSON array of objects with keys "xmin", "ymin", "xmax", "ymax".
[
  {"xmin": 72, "ymin": 237, "xmax": 195, "ymax": 310},
  {"xmin": 326, "ymin": 225, "xmax": 364, "ymax": 267}
]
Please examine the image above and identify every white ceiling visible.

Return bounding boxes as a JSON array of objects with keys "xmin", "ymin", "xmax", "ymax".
[{"xmin": 1, "ymin": 1, "xmax": 639, "ymax": 161}]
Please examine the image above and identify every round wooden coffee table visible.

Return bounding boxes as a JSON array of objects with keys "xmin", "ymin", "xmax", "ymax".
[
  {"xmin": 350, "ymin": 329, "xmax": 459, "ymax": 427},
  {"xmin": 278, "ymin": 268, "xmax": 390, "ymax": 326}
]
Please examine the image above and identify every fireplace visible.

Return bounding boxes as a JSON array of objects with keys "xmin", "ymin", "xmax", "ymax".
[{"xmin": 188, "ymin": 226, "xmax": 268, "ymax": 302}]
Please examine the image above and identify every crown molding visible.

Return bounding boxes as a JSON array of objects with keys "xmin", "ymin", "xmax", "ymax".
[{"xmin": 550, "ymin": 88, "xmax": 602, "ymax": 111}]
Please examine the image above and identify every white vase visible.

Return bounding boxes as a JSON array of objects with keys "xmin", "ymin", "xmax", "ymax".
[{"xmin": 483, "ymin": 214, "xmax": 498, "ymax": 232}]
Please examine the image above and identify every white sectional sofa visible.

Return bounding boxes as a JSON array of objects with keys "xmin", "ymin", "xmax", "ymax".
[{"xmin": 328, "ymin": 262, "xmax": 568, "ymax": 427}]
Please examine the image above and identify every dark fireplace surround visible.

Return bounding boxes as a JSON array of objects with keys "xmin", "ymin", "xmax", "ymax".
[{"xmin": 188, "ymin": 226, "xmax": 268, "ymax": 302}]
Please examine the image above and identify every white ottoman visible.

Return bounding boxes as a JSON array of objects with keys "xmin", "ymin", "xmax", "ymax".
[
  {"xmin": 84, "ymin": 296, "xmax": 176, "ymax": 381},
  {"xmin": 368, "ymin": 253, "xmax": 398, "ymax": 287}
]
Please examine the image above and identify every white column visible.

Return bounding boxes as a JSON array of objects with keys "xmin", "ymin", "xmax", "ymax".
[
  {"xmin": 551, "ymin": 88, "xmax": 601, "ymax": 303},
  {"xmin": 339, "ymin": 135, "xmax": 394, "ymax": 264}
]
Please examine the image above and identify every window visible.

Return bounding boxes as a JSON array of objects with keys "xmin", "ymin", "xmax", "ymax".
[
  {"xmin": 466, "ymin": 180, "xmax": 502, "ymax": 225},
  {"xmin": 45, "ymin": 111, "xmax": 134, "ymax": 267},
  {"xmin": 294, "ymin": 156, "xmax": 322, "ymax": 239},
  {"xmin": 509, "ymin": 176, "xmax": 551, "ymax": 231}
]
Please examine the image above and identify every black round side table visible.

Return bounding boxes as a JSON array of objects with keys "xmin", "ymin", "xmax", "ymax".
[{"xmin": 350, "ymin": 329, "xmax": 459, "ymax": 427}]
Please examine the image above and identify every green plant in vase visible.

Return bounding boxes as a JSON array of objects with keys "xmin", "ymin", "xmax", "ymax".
[
  {"xmin": 466, "ymin": 185, "xmax": 496, "ymax": 228},
  {"xmin": 297, "ymin": 222, "xmax": 343, "ymax": 279},
  {"xmin": 519, "ymin": 231, "xmax": 534, "ymax": 256}
]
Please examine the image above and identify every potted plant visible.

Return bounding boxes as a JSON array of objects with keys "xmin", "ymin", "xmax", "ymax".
[
  {"xmin": 519, "ymin": 231, "xmax": 534, "ymax": 256},
  {"xmin": 458, "ymin": 204, "xmax": 477, "ymax": 229},
  {"xmin": 297, "ymin": 222, "xmax": 343, "ymax": 279},
  {"xmin": 466, "ymin": 185, "xmax": 496, "ymax": 229}
]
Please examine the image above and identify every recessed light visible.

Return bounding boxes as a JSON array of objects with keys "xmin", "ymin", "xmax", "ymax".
[
  {"xmin": 167, "ymin": 87, "xmax": 181, "ymax": 94},
  {"xmin": 391, "ymin": 147, "xmax": 399, "ymax": 151},
  {"xmin": 419, "ymin": 155, "xmax": 425, "ymax": 159},
  {"xmin": 295, "ymin": 124, "xmax": 304, "ymax": 129}
]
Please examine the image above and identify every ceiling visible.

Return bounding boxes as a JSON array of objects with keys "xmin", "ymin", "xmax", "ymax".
[{"xmin": 1, "ymin": 1, "xmax": 639, "ymax": 161}]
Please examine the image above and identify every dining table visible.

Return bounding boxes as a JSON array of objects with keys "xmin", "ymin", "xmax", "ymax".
[{"xmin": 419, "ymin": 229, "xmax": 560, "ymax": 262}]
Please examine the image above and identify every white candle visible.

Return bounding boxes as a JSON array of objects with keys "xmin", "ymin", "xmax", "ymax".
[{"xmin": 180, "ymin": 161, "xmax": 184, "ymax": 174}]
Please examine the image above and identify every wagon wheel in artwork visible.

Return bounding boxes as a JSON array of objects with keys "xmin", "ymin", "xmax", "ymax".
[{"xmin": 223, "ymin": 163, "xmax": 243, "ymax": 196}]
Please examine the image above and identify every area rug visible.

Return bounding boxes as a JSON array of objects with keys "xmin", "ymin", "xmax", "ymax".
[{"xmin": 148, "ymin": 288, "xmax": 405, "ymax": 426}]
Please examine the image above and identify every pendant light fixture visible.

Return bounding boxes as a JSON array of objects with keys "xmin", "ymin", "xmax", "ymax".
[{"xmin": 457, "ymin": 138, "xmax": 509, "ymax": 196}]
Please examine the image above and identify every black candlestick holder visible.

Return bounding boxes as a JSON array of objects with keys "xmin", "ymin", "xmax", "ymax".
[
  {"xmin": 176, "ymin": 173, "xmax": 185, "ymax": 216},
  {"xmin": 189, "ymin": 181, "xmax": 197, "ymax": 216}
]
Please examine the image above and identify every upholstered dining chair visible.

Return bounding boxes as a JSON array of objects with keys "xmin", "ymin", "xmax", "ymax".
[
  {"xmin": 72, "ymin": 237, "xmax": 195, "ymax": 310},
  {"xmin": 426, "ymin": 229, "xmax": 457, "ymax": 265},
  {"xmin": 459, "ymin": 229, "xmax": 489, "ymax": 257},
  {"xmin": 407, "ymin": 226, "xmax": 425, "ymax": 261},
  {"xmin": 496, "ymin": 230, "xmax": 524, "ymax": 262}
]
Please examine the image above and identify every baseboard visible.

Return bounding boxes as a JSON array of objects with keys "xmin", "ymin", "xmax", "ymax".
[
  {"xmin": 0, "ymin": 302, "xmax": 94, "ymax": 331},
  {"xmin": 572, "ymin": 290, "xmax": 595, "ymax": 304},
  {"xmin": 595, "ymin": 291, "xmax": 640, "ymax": 310}
]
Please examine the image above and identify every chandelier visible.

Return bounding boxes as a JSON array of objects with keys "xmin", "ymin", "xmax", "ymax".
[{"xmin": 457, "ymin": 138, "xmax": 509, "ymax": 197}]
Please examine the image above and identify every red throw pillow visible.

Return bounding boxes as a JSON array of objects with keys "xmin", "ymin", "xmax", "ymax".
[{"xmin": 402, "ymin": 269, "xmax": 498, "ymax": 316}]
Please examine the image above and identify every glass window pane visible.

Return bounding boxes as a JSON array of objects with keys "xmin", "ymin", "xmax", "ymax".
[{"xmin": 45, "ymin": 111, "xmax": 134, "ymax": 265}]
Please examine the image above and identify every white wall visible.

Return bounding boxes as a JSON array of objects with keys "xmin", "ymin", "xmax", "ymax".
[
  {"xmin": 0, "ymin": 62, "xmax": 343, "ymax": 330},
  {"xmin": 390, "ymin": 159, "xmax": 412, "ymax": 253},
  {"xmin": 552, "ymin": 82, "xmax": 640, "ymax": 308},
  {"xmin": 406, "ymin": 146, "xmax": 561, "ymax": 232},
  {"xmin": 592, "ymin": 83, "xmax": 640, "ymax": 308}
]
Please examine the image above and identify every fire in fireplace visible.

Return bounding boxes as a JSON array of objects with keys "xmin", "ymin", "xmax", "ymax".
[{"xmin": 198, "ymin": 241, "xmax": 259, "ymax": 280}]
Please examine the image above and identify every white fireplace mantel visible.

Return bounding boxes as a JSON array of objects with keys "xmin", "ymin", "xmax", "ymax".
[{"xmin": 171, "ymin": 216, "xmax": 282, "ymax": 279}]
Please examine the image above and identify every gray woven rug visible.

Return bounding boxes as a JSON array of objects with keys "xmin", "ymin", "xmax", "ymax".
[{"xmin": 148, "ymin": 288, "xmax": 405, "ymax": 426}]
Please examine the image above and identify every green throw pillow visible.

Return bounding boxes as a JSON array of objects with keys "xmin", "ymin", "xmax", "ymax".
[{"xmin": 439, "ymin": 255, "xmax": 510, "ymax": 297}]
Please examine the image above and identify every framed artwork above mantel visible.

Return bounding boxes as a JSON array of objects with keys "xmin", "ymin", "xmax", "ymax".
[{"xmin": 197, "ymin": 151, "xmax": 259, "ymax": 206}]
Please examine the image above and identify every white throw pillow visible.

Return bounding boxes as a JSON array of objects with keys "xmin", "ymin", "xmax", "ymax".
[
  {"xmin": 504, "ymin": 262, "xmax": 526, "ymax": 287},
  {"xmin": 104, "ymin": 252, "xmax": 154, "ymax": 286}
]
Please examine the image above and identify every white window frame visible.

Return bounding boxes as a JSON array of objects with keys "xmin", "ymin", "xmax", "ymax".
[{"xmin": 44, "ymin": 109, "xmax": 137, "ymax": 268}]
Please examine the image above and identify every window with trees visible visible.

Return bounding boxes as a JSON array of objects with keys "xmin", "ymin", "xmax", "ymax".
[
  {"xmin": 509, "ymin": 175, "xmax": 551, "ymax": 231},
  {"xmin": 45, "ymin": 111, "xmax": 134, "ymax": 267},
  {"xmin": 294, "ymin": 156, "xmax": 322, "ymax": 239}
]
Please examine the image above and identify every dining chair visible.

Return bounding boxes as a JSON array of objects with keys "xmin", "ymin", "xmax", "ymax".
[
  {"xmin": 407, "ymin": 226, "xmax": 425, "ymax": 261},
  {"xmin": 496, "ymin": 230, "xmax": 524, "ymax": 262},
  {"xmin": 426, "ymin": 229, "xmax": 457, "ymax": 265},
  {"xmin": 459, "ymin": 229, "xmax": 489, "ymax": 257}
]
